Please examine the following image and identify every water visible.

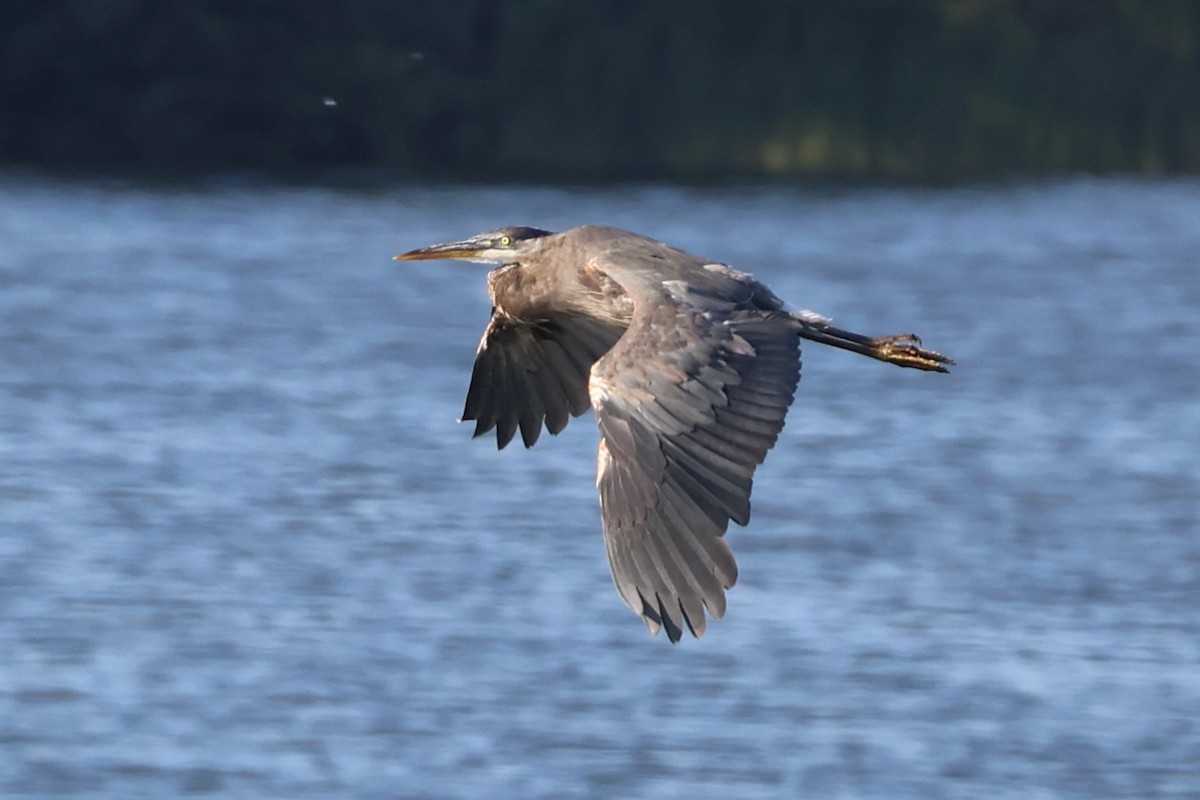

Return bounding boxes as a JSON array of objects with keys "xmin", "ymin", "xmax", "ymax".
[{"xmin": 0, "ymin": 177, "xmax": 1197, "ymax": 798}]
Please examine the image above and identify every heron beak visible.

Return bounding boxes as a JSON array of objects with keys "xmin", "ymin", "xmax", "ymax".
[{"xmin": 393, "ymin": 239, "xmax": 486, "ymax": 262}]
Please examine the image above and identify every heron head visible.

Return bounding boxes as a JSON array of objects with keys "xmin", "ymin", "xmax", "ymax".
[{"xmin": 393, "ymin": 226, "xmax": 553, "ymax": 265}]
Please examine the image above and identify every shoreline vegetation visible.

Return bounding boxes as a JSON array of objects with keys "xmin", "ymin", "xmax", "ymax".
[{"xmin": 4, "ymin": 2, "xmax": 1198, "ymax": 184}]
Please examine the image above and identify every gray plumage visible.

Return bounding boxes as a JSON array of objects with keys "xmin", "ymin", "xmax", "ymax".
[{"xmin": 395, "ymin": 225, "xmax": 952, "ymax": 642}]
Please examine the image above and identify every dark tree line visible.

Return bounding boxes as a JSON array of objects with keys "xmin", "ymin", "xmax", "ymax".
[{"xmin": 3, "ymin": 0, "xmax": 1199, "ymax": 182}]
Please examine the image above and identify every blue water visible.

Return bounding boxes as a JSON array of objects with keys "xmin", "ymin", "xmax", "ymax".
[{"xmin": 1, "ymin": 177, "xmax": 1197, "ymax": 798}]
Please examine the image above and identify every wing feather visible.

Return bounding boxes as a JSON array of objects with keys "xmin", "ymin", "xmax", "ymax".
[
  {"xmin": 526, "ymin": 348, "xmax": 571, "ymax": 435},
  {"xmin": 645, "ymin": 515, "xmax": 710, "ymax": 637},
  {"xmin": 491, "ymin": 342, "xmax": 521, "ymax": 449},
  {"xmin": 662, "ymin": 438, "xmax": 753, "ymax": 524},
  {"xmin": 636, "ymin": 512, "xmax": 692, "ymax": 632},
  {"xmin": 539, "ymin": 340, "xmax": 590, "ymax": 417},
  {"xmin": 462, "ymin": 313, "xmax": 623, "ymax": 448},
  {"xmin": 589, "ymin": 256, "xmax": 801, "ymax": 640},
  {"xmin": 655, "ymin": 494, "xmax": 730, "ymax": 618}
]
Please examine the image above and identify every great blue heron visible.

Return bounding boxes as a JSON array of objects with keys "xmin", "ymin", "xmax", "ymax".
[{"xmin": 395, "ymin": 224, "xmax": 952, "ymax": 642}]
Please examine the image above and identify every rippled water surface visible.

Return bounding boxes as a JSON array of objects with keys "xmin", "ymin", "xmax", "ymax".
[{"xmin": 1, "ymin": 177, "xmax": 1197, "ymax": 798}]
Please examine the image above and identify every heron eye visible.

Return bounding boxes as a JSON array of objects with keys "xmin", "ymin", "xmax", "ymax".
[{"xmin": 500, "ymin": 235, "xmax": 512, "ymax": 246}]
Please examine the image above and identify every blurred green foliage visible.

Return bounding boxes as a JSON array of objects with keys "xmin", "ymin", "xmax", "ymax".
[{"xmin": 3, "ymin": 0, "xmax": 1199, "ymax": 182}]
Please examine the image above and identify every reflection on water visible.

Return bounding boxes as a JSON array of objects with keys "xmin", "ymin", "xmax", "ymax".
[{"xmin": 1, "ymin": 177, "xmax": 1197, "ymax": 798}]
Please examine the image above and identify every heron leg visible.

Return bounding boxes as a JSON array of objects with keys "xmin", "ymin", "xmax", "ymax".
[{"xmin": 795, "ymin": 317, "xmax": 954, "ymax": 372}]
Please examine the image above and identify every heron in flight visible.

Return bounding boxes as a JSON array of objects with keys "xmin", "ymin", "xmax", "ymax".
[{"xmin": 395, "ymin": 225, "xmax": 951, "ymax": 642}]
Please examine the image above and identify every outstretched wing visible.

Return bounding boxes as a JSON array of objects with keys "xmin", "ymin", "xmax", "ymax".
[
  {"xmin": 463, "ymin": 312, "xmax": 624, "ymax": 448},
  {"xmin": 590, "ymin": 277, "xmax": 801, "ymax": 642}
]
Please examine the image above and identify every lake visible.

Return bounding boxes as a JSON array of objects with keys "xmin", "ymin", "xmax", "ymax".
[{"xmin": 1, "ymin": 176, "xmax": 1197, "ymax": 798}]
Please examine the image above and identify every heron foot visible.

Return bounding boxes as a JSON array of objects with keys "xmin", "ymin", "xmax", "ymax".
[{"xmin": 870, "ymin": 333, "xmax": 954, "ymax": 372}]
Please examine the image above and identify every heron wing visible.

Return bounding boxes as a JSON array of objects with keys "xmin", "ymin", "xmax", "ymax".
[
  {"xmin": 463, "ymin": 312, "xmax": 624, "ymax": 449},
  {"xmin": 589, "ymin": 277, "xmax": 801, "ymax": 642}
]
